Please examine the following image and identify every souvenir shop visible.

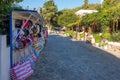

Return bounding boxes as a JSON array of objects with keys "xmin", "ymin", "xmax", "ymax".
[{"xmin": 10, "ymin": 10, "xmax": 47, "ymax": 80}]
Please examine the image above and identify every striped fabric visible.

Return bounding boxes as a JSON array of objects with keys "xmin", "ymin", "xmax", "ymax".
[
  {"xmin": 25, "ymin": 55, "xmax": 35, "ymax": 69},
  {"xmin": 45, "ymin": 30, "xmax": 48, "ymax": 38},
  {"xmin": 12, "ymin": 61, "xmax": 33, "ymax": 80},
  {"xmin": 10, "ymin": 69, "xmax": 17, "ymax": 80},
  {"xmin": 32, "ymin": 53, "xmax": 37, "ymax": 62}
]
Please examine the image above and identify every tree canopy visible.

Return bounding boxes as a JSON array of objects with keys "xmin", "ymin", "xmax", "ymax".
[
  {"xmin": 57, "ymin": 2, "xmax": 100, "ymax": 29},
  {"xmin": 102, "ymin": 0, "xmax": 120, "ymax": 8},
  {"xmin": 83, "ymin": 0, "xmax": 89, "ymax": 9},
  {"xmin": 81, "ymin": 0, "xmax": 120, "ymax": 33},
  {"xmin": 43, "ymin": 0, "xmax": 58, "ymax": 29},
  {"xmin": 57, "ymin": 9, "xmax": 79, "ymax": 28},
  {"xmin": 0, "ymin": 0, "xmax": 23, "ymax": 34}
]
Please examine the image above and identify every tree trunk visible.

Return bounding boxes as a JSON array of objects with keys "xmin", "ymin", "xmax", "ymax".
[
  {"xmin": 72, "ymin": 26, "xmax": 73, "ymax": 31},
  {"xmin": 88, "ymin": 26, "xmax": 93, "ymax": 34},
  {"xmin": 116, "ymin": 19, "xmax": 118, "ymax": 32},
  {"xmin": 113, "ymin": 20, "xmax": 115, "ymax": 32},
  {"xmin": 107, "ymin": 26, "xmax": 111, "ymax": 33},
  {"xmin": 47, "ymin": 21, "xmax": 52, "ymax": 30}
]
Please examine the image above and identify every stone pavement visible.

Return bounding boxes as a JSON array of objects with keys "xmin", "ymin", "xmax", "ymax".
[{"xmin": 27, "ymin": 33, "xmax": 120, "ymax": 80}]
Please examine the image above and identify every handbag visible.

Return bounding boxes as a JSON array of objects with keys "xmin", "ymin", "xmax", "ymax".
[
  {"xmin": 10, "ymin": 68, "xmax": 17, "ymax": 80},
  {"xmin": 25, "ymin": 55, "xmax": 35, "ymax": 69},
  {"xmin": 11, "ymin": 61, "xmax": 33, "ymax": 80}
]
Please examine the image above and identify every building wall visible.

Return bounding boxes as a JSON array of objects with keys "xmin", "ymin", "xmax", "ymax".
[{"xmin": 0, "ymin": 35, "xmax": 10, "ymax": 80}]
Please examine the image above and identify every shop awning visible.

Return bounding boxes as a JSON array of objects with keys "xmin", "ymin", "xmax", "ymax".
[{"xmin": 12, "ymin": 10, "xmax": 46, "ymax": 25}]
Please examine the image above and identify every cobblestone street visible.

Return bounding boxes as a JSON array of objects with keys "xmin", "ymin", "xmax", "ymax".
[{"xmin": 27, "ymin": 33, "xmax": 120, "ymax": 80}]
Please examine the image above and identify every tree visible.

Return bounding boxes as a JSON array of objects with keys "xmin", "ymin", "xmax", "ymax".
[
  {"xmin": 57, "ymin": 9, "xmax": 79, "ymax": 29},
  {"xmin": 0, "ymin": 0, "xmax": 23, "ymax": 34},
  {"xmin": 84, "ymin": 0, "xmax": 88, "ymax": 6},
  {"xmin": 42, "ymin": 0, "xmax": 58, "ymax": 30},
  {"xmin": 103, "ymin": 0, "xmax": 120, "ymax": 8},
  {"xmin": 80, "ymin": 0, "xmax": 120, "ymax": 34},
  {"xmin": 83, "ymin": 0, "xmax": 89, "ymax": 9}
]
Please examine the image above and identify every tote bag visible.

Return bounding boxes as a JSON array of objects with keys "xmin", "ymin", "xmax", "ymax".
[{"xmin": 12, "ymin": 61, "xmax": 33, "ymax": 80}]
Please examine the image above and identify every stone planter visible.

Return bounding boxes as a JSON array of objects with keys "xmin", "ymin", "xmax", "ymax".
[
  {"xmin": 81, "ymin": 38, "xmax": 85, "ymax": 41},
  {"xmin": 103, "ymin": 45, "xmax": 108, "ymax": 50}
]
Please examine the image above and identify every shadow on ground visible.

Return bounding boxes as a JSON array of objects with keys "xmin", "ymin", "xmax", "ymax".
[{"xmin": 27, "ymin": 34, "xmax": 120, "ymax": 80}]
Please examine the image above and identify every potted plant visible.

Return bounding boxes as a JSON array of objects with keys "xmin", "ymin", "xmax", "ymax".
[
  {"xmin": 94, "ymin": 34, "xmax": 101, "ymax": 47},
  {"xmin": 80, "ymin": 32, "xmax": 85, "ymax": 41}
]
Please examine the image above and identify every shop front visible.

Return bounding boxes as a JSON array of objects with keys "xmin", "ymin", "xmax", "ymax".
[{"xmin": 10, "ymin": 10, "xmax": 46, "ymax": 80}]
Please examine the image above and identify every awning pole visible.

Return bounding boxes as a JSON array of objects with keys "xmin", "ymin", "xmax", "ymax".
[
  {"xmin": 32, "ymin": 18, "xmax": 40, "ymax": 27},
  {"xmin": 21, "ymin": 14, "xmax": 33, "ymax": 29},
  {"xmin": 30, "ymin": 12, "xmax": 43, "ymax": 24},
  {"xmin": 34, "ymin": 18, "xmax": 40, "ymax": 25}
]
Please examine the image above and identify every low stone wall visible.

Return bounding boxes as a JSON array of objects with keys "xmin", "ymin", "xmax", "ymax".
[{"xmin": 107, "ymin": 42, "xmax": 120, "ymax": 53}]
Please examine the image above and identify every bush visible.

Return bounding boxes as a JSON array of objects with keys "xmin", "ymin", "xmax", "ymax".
[
  {"xmin": 94, "ymin": 34, "xmax": 102, "ymax": 43},
  {"xmin": 67, "ymin": 30, "xmax": 74, "ymax": 37},
  {"xmin": 110, "ymin": 31, "xmax": 120, "ymax": 42},
  {"xmin": 80, "ymin": 33, "xmax": 84, "ymax": 38},
  {"xmin": 103, "ymin": 32, "xmax": 111, "ymax": 40}
]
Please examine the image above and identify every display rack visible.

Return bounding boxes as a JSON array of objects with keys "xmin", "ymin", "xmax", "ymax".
[{"xmin": 10, "ymin": 10, "xmax": 46, "ymax": 80}]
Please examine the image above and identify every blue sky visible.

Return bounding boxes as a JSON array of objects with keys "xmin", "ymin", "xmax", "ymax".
[{"xmin": 19, "ymin": 0, "xmax": 101, "ymax": 11}]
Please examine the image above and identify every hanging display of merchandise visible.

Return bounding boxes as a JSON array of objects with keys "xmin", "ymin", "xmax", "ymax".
[{"xmin": 10, "ymin": 10, "xmax": 46, "ymax": 80}]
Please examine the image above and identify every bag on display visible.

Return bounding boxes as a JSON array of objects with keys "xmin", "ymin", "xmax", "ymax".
[
  {"xmin": 10, "ymin": 61, "xmax": 33, "ymax": 80},
  {"xmin": 25, "ymin": 55, "xmax": 35, "ymax": 69}
]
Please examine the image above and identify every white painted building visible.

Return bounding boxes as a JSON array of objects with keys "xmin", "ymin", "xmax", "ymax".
[
  {"xmin": 75, "ymin": 9, "xmax": 98, "ymax": 17},
  {"xmin": 0, "ymin": 35, "xmax": 10, "ymax": 80}
]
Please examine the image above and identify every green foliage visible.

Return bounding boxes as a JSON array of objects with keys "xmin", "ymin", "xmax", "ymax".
[
  {"xmin": 57, "ymin": 9, "xmax": 79, "ymax": 28},
  {"xmin": 82, "ymin": 0, "xmax": 100, "ymax": 9},
  {"xmin": 87, "ymin": 4, "xmax": 101, "ymax": 10},
  {"xmin": 82, "ymin": 3, "xmax": 101, "ymax": 10},
  {"xmin": 103, "ymin": 32, "xmax": 111, "ymax": 40},
  {"xmin": 67, "ymin": 30, "xmax": 74, "ymax": 37},
  {"xmin": 43, "ymin": 0, "xmax": 58, "ymax": 29},
  {"xmin": 80, "ymin": 33, "xmax": 84, "ymax": 38},
  {"xmin": 72, "ymin": 32, "xmax": 77, "ymax": 39},
  {"xmin": 83, "ymin": 0, "xmax": 89, "ymax": 9},
  {"xmin": 99, "ymin": 0, "xmax": 120, "ymax": 33},
  {"xmin": 88, "ymin": 30, "xmax": 93, "ymax": 35},
  {"xmin": 0, "ymin": 0, "xmax": 23, "ymax": 35},
  {"xmin": 56, "ymin": 2, "xmax": 100, "ymax": 30},
  {"xmin": 110, "ymin": 31, "xmax": 120, "ymax": 42},
  {"xmin": 94, "ymin": 34, "xmax": 101, "ymax": 43},
  {"xmin": 103, "ymin": 0, "xmax": 120, "ymax": 8},
  {"xmin": 81, "ymin": 1, "xmax": 120, "ymax": 34}
]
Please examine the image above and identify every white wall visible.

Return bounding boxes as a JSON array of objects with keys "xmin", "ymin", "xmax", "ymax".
[{"xmin": 0, "ymin": 35, "xmax": 10, "ymax": 80}]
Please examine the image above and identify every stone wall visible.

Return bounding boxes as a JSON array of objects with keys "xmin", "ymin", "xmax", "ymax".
[{"xmin": 108, "ymin": 42, "xmax": 120, "ymax": 53}]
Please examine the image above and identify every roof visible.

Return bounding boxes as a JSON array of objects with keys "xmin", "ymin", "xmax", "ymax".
[
  {"xmin": 12, "ymin": 10, "xmax": 46, "ymax": 25},
  {"xmin": 75, "ymin": 9, "xmax": 98, "ymax": 17}
]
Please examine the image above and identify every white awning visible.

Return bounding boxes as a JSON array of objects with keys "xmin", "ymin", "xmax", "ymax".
[{"xmin": 12, "ymin": 10, "xmax": 46, "ymax": 25}]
